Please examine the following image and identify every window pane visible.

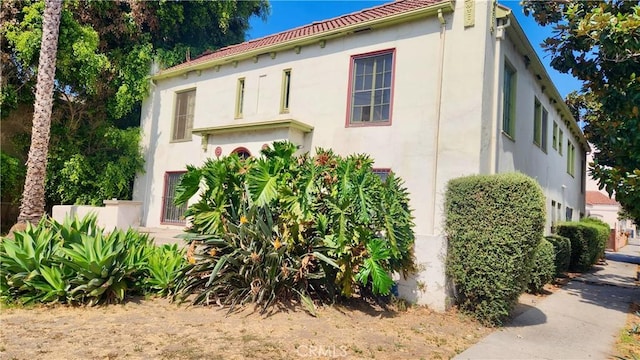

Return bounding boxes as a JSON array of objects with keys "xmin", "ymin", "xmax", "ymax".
[
  {"xmin": 355, "ymin": 75, "xmax": 364, "ymax": 91},
  {"xmin": 383, "ymin": 55, "xmax": 393, "ymax": 71},
  {"xmin": 352, "ymin": 107, "xmax": 362, "ymax": 122},
  {"xmin": 374, "ymin": 90, "xmax": 385, "ymax": 105},
  {"xmin": 361, "ymin": 105, "xmax": 371, "ymax": 122},
  {"xmin": 354, "ymin": 91, "xmax": 371, "ymax": 106},
  {"xmin": 383, "ymin": 71, "xmax": 392, "ymax": 88},
  {"xmin": 363, "ymin": 74, "xmax": 373, "ymax": 90},
  {"xmin": 381, "ymin": 104, "xmax": 390, "ymax": 120},
  {"xmin": 362, "ymin": 60, "xmax": 374, "ymax": 75}
]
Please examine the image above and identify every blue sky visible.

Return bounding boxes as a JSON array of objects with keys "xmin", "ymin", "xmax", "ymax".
[{"xmin": 247, "ymin": 0, "xmax": 583, "ymax": 98}]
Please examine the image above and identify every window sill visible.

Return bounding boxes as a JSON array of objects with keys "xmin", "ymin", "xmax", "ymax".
[
  {"xmin": 170, "ymin": 138, "xmax": 193, "ymax": 144},
  {"xmin": 346, "ymin": 121, "xmax": 391, "ymax": 128},
  {"xmin": 280, "ymin": 109, "xmax": 290, "ymax": 114},
  {"xmin": 502, "ymin": 131, "xmax": 515, "ymax": 142}
]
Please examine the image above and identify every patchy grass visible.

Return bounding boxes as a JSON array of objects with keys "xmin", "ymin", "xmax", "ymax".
[
  {"xmin": 613, "ymin": 300, "xmax": 640, "ymax": 359},
  {"xmin": 0, "ymin": 297, "xmax": 491, "ymax": 359}
]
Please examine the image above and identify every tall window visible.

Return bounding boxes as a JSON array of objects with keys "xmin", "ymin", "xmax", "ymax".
[
  {"xmin": 280, "ymin": 69, "xmax": 291, "ymax": 113},
  {"xmin": 533, "ymin": 98, "xmax": 541, "ymax": 146},
  {"xmin": 558, "ymin": 129, "xmax": 564, "ymax": 155},
  {"xmin": 348, "ymin": 50, "xmax": 394, "ymax": 125},
  {"xmin": 552, "ymin": 122, "xmax": 558, "ymax": 150},
  {"xmin": 162, "ymin": 172, "xmax": 187, "ymax": 224},
  {"xmin": 235, "ymin": 78, "xmax": 245, "ymax": 118},
  {"xmin": 541, "ymin": 108, "xmax": 548, "ymax": 151},
  {"xmin": 567, "ymin": 141, "xmax": 576, "ymax": 176},
  {"xmin": 502, "ymin": 61, "xmax": 517, "ymax": 138},
  {"xmin": 172, "ymin": 89, "xmax": 196, "ymax": 141}
]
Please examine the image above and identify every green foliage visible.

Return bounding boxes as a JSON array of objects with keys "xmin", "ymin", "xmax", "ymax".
[
  {"xmin": 174, "ymin": 142, "xmax": 415, "ymax": 311},
  {"xmin": 556, "ymin": 222, "xmax": 607, "ymax": 272},
  {"xmin": 580, "ymin": 217, "xmax": 610, "ymax": 261},
  {"xmin": 545, "ymin": 235, "xmax": 572, "ymax": 275},
  {"xmin": 527, "ymin": 238, "xmax": 556, "ymax": 294},
  {"xmin": 0, "ymin": 214, "xmax": 185, "ymax": 305},
  {"xmin": 522, "ymin": 1, "xmax": 640, "ymax": 223},
  {"xmin": 46, "ymin": 126, "xmax": 144, "ymax": 206},
  {"xmin": 0, "ymin": 151, "xmax": 26, "ymax": 203},
  {"xmin": 1, "ymin": 0, "xmax": 268, "ymax": 207},
  {"xmin": 144, "ymin": 244, "xmax": 185, "ymax": 297},
  {"xmin": 445, "ymin": 172, "xmax": 545, "ymax": 326}
]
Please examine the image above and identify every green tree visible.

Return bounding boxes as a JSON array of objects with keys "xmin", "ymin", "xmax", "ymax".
[
  {"xmin": 1, "ymin": 0, "xmax": 269, "ymax": 207},
  {"xmin": 522, "ymin": 1, "xmax": 640, "ymax": 222}
]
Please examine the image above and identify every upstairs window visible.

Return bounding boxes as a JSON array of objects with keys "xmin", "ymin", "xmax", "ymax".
[
  {"xmin": 552, "ymin": 122, "xmax": 558, "ymax": 150},
  {"xmin": 558, "ymin": 129, "xmax": 564, "ymax": 155},
  {"xmin": 541, "ymin": 108, "xmax": 548, "ymax": 151},
  {"xmin": 280, "ymin": 69, "xmax": 291, "ymax": 113},
  {"xmin": 235, "ymin": 78, "xmax": 245, "ymax": 118},
  {"xmin": 348, "ymin": 49, "xmax": 394, "ymax": 125},
  {"xmin": 172, "ymin": 89, "xmax": 196, "ymax": 141},
  {"xmin": 533, "ymin": 98, "xmax": 541, "ymax": 146},
  {"xmin": 502, "ymin": 61, "xmax": 517, "ymax": 138},
  {"xmin": 567, "ymin": 140, "xmax": 576, "ymax": 176}
]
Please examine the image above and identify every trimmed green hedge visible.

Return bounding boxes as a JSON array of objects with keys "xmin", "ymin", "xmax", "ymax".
[
  {"xmin": 545, "ymin": 235, "xmax": 571, "ymax": 275},
  {"xmin": 445, "ymin": 172, "xmax": 545, "ymax": 325},
  {"xmin": 527, "ymin": 238, "xmax": 556, "ymax": 293},
  {"xmin": 580, "ymin": 217, "xmax": 610, "ymax": 262},
  {"xmin": 556, "ymin": 222, "xmax": 606, "ymax": 272}
]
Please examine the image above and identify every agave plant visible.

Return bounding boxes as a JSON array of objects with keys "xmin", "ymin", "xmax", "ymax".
[
  {"xmin": 144, "ymin": 244, "xmax": 185, "ymax": 296},
  {"xmin": 0, "ymin": 220, "xmax": 68, "ymax": 303},
  {"xmin": 175, "ymin": 141, "xmax": 416, "ymax": 310}
]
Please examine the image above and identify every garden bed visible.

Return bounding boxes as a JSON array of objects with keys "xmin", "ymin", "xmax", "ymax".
[{"xmin": 0, "ymin": 298, "xmax": 491, "ymax": 359}]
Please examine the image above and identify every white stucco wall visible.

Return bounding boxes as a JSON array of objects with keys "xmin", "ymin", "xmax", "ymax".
[{"xmin": 496, "ymin": 28, "xmax": 586, "ymax": 233}]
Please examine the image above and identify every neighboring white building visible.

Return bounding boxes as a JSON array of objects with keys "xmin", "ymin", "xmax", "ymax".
[
  {"xmin": 133, "ymin": 0, "xmax": 588, "ymax": 311},
  {"xmin": 585, "ymin": 148, "xmax": 637, "ymax": 241}
]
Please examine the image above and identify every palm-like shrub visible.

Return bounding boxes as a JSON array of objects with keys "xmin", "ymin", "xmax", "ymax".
[{"xmin": 174, "ymin": 142, "xmax": 415, "ymax": 311}]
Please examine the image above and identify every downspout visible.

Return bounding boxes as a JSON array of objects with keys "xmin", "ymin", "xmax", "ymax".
[
  {"xmin": 141, "ymin": 77, "xmax": 157, "ymax": 227},
  {"xmin": 427, "ymin": 9, "xmax": 447, "ymax": 234},
  {"xmin": 488, "ymin": 15, "xmax": 511, "ymax": 174}
]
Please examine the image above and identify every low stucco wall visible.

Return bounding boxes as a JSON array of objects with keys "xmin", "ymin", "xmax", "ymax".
[{"xmin": 52, "ymin": 201, "xmax": 142, "ymax": 231}]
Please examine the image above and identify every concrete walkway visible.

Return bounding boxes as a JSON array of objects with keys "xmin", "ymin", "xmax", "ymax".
[
  {"xmin": 138, "ymin": 227, "xmax": 188, "ymax": 247},
  {"xmin": 455, "ymin": 244, "xmax": 640, "ymax": 359}
]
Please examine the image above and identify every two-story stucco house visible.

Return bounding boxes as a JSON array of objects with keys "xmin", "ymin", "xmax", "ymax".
[{"xmin": 132, "ymin": 0, "xmax": 588, "ymax": 311}]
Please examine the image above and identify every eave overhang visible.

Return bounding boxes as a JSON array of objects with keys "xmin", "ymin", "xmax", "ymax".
[{"xmin": 151, "ymin": 1, "xmax": 455, "ymax": 81}]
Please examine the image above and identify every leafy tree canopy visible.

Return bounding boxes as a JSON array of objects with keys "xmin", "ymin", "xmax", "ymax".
[
  {"xmin": 0, "ymin": 0, "xmax": 269, "ymax": 207},
  {"xmin": 521, "ymin": 1, "xmax": 640, "ymax": 222}
]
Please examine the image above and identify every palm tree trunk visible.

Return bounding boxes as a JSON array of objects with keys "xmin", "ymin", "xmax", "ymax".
[{"xmin": 17, "ymin": 0, "xmax": 62, "ymax": 224}]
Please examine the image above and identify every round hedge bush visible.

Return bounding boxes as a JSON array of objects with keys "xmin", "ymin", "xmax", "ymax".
[
  {"xmin": 527, "ymin": 238, "xmax": 556, "ymax": 293},
  {"xmin": 445, "ymin": 172, "xmax": 545, "ymax": 326}
]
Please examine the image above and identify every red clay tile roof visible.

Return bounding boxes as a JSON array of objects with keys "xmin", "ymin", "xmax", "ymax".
[
  {"xmin": 161, "ymin": 0, "xmax": 448, "ymax": 74},
  {"xmin": 586, "ymin": 191, "xmax": 619, "ymax": 206}
]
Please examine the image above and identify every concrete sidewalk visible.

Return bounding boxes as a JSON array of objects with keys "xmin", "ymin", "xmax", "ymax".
[{"xmin": 455, "ymin": 245, "xmax": 640, "ymax": 359}]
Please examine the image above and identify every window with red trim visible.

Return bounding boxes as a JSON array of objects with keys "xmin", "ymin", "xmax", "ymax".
[{"xmin": 348, "ymin": 50, "xmax": 394, "ymax": 125}]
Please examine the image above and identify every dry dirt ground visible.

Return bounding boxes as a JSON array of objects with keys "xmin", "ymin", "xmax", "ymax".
[{"xmin": 0, "ymin": 297, "xmax": 492, "ymax": 360}]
